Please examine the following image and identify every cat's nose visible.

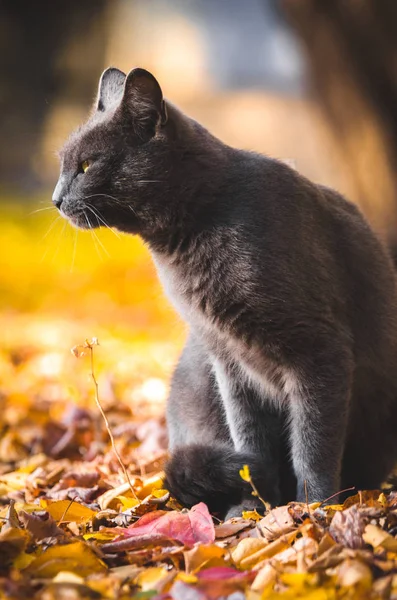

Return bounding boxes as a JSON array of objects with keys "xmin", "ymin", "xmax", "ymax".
[
  {"xmin": 52, "ymin": 177, "xmax": 65, "ymax": 209},
  {"xmin": 52, "ymin": 192, "xmax": 63, "ymax": 209}
]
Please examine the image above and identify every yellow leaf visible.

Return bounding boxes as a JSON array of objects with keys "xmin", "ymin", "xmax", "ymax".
[
  {"xmin": 235, "ymin": 531, "xmax": 298, "ymax": 569},
  {"xmin": 239, "ymin": 464, "xmax": 251, "ymax": 482},
  {"xmin": 363, "ymin": 524, "xmax": 397, "ymax": 552},
  {"xmin": 0, "ymin": 470, "xmax": 29, "ymax": 491},
  {"xmin": 135, "ymin": 567, "xmax": 173, "ymax": 592},
  {"xmin": 83, "ymin": 532, "xmax": 117, "ymax": 542},
  {"xmin": 322, "ymin": 504, "xmax": 344, "ymax": 512},
  {"xmin": 176, "ymin": 572, "xmax": 198, "ymax": 584},
  {"xmin": 117, "ymin": 495, "xmax": 141, "ymax": 510},
  {"xmin": 138, "ymin": 473, "xmax": 165, "ymax": 499},
  {"xmin": 24, "ymin": 541, "xmax": 107, "ymax": 578},
  {"xmin": 0, "ymin": 527, "xmax": 29, "ymax": 568},
  {"xmin": 232, "ymin": 537, "xmax": 268, "ymax": 568},
  {"xmin": 98, "ymin": 482, "xmax": 139, "ymax": 511},
  {"xmin": 184, "ymin": 544, "xmax": 227, "ymax": 573},
  {"xmin": 13, "ymin": 551, "xmax": 36, "ymax": 570},
  {"xmin": 152, "ymin": 488, "xmax": 170, "ymax": 498},
  {"xmin": 44, "ymin": 500, "xmax": 96, "ymax": 523},
  {"xmin": 242, "ymin": 510, "xmax": 261, "ymax": 521}
]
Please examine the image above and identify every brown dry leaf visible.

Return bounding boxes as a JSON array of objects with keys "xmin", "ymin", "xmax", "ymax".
[
  {"xmin": 337, "ymin": 558, "xmax": 372, "ymax": 588},
  {"xmin": 259, "ymin": 505, "xmax": 296, "ymax": 541},
  {"xmin": 329, "ymin": 504, "xmax": 366, "ymax": 548},
  {"xmin": 18, "ymin": 509, "xmax": 64, "ymax": 541},
  {"xmin": 24, "ymin": 541, "xmax": 107, "ymax": 578},
  {"xmin": 343, "ymin": 490, "xmax": 382, "ymax": 509},
  {"xmin": 214, "ymin": 518, "xmax": 253, "ymax": 539}
]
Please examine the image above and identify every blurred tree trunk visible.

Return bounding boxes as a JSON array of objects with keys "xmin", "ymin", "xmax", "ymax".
[
  {"xmin": 0, "ymin": 0, "xmax": 111, "ymax": 191},
  {"xmin": 280, "ymin": 0, "xmax": 397, "ymax": 251}
]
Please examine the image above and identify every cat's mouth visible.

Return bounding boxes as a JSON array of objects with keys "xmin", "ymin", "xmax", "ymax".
[{"xmin": 60, "ymin": 207, "xmax": 96, "ymax": 230}]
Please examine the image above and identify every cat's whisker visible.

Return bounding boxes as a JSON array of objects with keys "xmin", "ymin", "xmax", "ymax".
[
  {"xmin": 40, "ymin": 215, "xmax": 62, "ymax": 244},
  {"xmin": 70, "ymin": 227, "xmax": 78, "ymax": 273},
  {"xmin": 30, "ymin": 205, "xmax": 56, "ymax": 215},
  {"xmin": 84, "ymin": 213, "xmax": 110, "ymax": 258},
  {"xmin": 51, "ymin": 219, "xmax": 67, "ymax": 264},
  {"xmin": 85, "ymin": 204, "xmax": 121, "ymax": 239},
  {"xmin": 136, "ymin": 180, "xmax": 164, "ymax": 184},
  {"xmin": 84, "ymin": 213, "xmax": 104, "ymax": 261}
]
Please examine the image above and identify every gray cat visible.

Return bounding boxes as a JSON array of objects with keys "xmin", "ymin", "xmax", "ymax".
[{"xmin": 53, "ymin": 67, "xmax": 397, "ymax": 518}]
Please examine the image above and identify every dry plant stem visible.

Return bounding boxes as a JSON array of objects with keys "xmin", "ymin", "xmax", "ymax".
[
  {"xmin": 57, "ymin": 497, "xmax": 76, "ymax": 526},
  {"xmin": 249, "ymin": 477, "xmax": 269, "ymax": 511},
  {"xmin": 88, "ymin": 343, "xmax": 138, "ymax": 501},
  {"xmin": 319, "ymin": 487, "xmax": 355, "ymax": 507}
]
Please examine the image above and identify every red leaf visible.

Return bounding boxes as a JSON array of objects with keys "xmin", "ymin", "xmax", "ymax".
[
  {"xmin": 120, "ymin": 503, "xmax": 215, "ymax": 546},
  {"xmin": 196, "ymin": 567, "xmax": 248, "ymax": 581}
]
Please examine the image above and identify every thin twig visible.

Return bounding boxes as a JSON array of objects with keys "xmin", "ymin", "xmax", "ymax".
[
  {"xmin": 320, "ymin": 486, "xmax": 355, "ymax": 507},
  {"xmin": 57, "ymin": 497, "xmax": 77, "ymax": 526},
  {"xmin": 88, "ymin": 341, "xmax": 138, "ymax": 501},
  {"xmin": 72, "ymin": 339, "xmax": 138, "ymax": 501}
]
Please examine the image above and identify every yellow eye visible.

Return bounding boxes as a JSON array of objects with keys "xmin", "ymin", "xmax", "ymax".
[{"xmin": 81, "ymin": 160, "xmax": 90, "ymax": 173}]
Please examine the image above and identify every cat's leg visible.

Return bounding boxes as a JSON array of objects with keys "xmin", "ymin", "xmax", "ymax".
[
  {"xmin": 213, "ymin": 360, "xmax": 283, "ymax": 511},
  {"xmin": 167, "ymin": 333, "xmax": 231, "ymax": 449},
  {"xmin": 166, "ymin": 335, "xmax": 279, "ymax": 516},
  {"xmin": 287, "ymin": 340, "xmax": 354, "ymax": 503}
]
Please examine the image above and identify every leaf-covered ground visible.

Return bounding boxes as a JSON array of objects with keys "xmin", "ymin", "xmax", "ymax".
[{"xmin": 1, "ymin": 200, "xmax": 397, "ymax": 599}]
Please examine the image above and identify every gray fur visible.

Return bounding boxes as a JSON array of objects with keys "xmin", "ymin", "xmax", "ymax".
[{"xmin": 54, "ymin": 67, "xmax": 397, "ymax": 517}]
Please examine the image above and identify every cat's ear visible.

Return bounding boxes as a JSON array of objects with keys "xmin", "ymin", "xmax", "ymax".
[
  {"xmin": 97, "ymin": 67, "xmax": 126, "ymax": 112},
  {"xmin": 121, "ymin": 68, "xmax": 168, "ymax": 139}
]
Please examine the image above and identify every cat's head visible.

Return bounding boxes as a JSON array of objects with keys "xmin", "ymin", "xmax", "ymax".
[{"xmin": 53, "ymin": 67, "xmax": 172, "ymax": 235}]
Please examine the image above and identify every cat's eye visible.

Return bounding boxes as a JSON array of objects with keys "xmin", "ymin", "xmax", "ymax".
[{"xmin": 81, "ymin": 159, "xmax": 91, "ymax": 173}]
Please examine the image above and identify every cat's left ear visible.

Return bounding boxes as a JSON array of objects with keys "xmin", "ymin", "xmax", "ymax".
[
  {"xmin": 97, "ymin": 67, "xmax": 126, "ymax": 112},
  {"xmin": 121, "ymin": 68, "xmax": 168, "ymax": 140}
]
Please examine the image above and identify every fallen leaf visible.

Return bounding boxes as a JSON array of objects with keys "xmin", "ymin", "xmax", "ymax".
[
  {"xmin": 259, "ymin": 505, "xmax": 296, "ymax": 541},
  {"xmin": 0, "ymin": 527, "xmax": 29, "ymax": 573},
  {"xmin": 135, "ymin": 566, "xmax": 174, "ymax": 592},
  {"xmin": 214, "ymin": 519, "xmax": 252, "ymax": 539},
  {"xmin": 24, "ymin": 541, "xmax": 107, "ymax": 578},
  {"xmin": 363, "ymin": 523, "xmax": 397, "ymax": 552},
  {"xmin": 337, "ymin": 558, "xmax": 372, "ymax": 588},
  {"xmin": 119, "ymin": 503, "xmax": 215, "ymax": 547},
  {"xmin": 43, "ymin": 500, "xmax": 96, "ymax": 523},
  {"xmin": 232, "ymin": 537, "xmax": 268, "ymax": 567},
  {"xmin": 184, "ymin": 544, "xmax": 227, "ymax": 573},
  {"xmin": 19, "ymin": 510, "xmax": 64, "ymax": 541},
  {"xmin": 329, "ymin": 504, "xmax": 366, "ymax": 548}
]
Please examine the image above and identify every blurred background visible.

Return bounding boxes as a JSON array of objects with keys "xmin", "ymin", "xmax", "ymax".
[{"xmin": 1, "ymin": 0, "xmax": 397, "ymax": 416}]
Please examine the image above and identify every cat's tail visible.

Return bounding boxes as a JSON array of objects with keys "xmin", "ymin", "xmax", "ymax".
[{"xmin": 164, "ymin": 444, "xmax": 274, "ymax": 516}]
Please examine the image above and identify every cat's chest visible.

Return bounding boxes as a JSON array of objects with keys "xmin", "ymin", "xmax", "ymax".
[
  {"xmin": 152, "ymin": 251, "xmax": 298, "ymax": 404},
  {"xmin": 152, "ymin": 251, "xmax": 217, "ymax": 324}
]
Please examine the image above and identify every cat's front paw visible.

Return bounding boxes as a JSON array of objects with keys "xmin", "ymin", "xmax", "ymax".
[{"xmin": 224, "ymin": 498, "xmax": 267, "ymax": 520}]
